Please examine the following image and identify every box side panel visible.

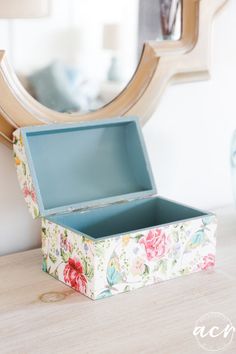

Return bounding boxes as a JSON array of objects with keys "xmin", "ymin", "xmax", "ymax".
[
  {"xmin": 93, "ymin": 215, "xmax": 217, "ymax": 299},
  {"xmin": 42, "ymin": 218, "xmax": 95, "ymax": 300},
  {"xmin": 13, "ymin": 129, "xmax": 40, "ymax": 219}
]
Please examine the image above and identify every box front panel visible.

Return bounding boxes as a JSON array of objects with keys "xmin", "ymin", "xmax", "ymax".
[
  {"xmin": 94, "ymin": 215, "xmax": 217, "ymax": 299},
  {"xmin": 42, "ymin": 219, "xmax": 95, "ymax": 299}
]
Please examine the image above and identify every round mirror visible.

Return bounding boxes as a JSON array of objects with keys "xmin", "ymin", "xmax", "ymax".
[{"xmin": 0, "ymin": 0, "xmax": 182, "ymax": 114}]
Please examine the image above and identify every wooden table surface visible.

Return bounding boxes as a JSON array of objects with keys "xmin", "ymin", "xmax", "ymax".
[{"xmin": 0, "ymin": 207, "xmax": 236, "ymax": 354}]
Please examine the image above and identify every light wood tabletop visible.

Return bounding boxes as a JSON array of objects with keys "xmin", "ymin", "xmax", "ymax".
[{"xmin": 0, "ymin": 207, "xmax": 236, "ymax": 354}]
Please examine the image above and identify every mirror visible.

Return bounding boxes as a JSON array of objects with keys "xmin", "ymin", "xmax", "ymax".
[{"xmin": 0, "ymin": 0, "xmax": 182, "ymax": 114}]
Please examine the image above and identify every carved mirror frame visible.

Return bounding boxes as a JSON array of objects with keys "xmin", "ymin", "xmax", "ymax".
[{"xmin": 0, "ymin": 0, "xmax": 227, "ymax": 147}]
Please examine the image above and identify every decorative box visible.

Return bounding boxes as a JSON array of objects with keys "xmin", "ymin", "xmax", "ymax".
[{"xmin": 13, "ymin": 117, "xmax": 217, "ymax": 300}]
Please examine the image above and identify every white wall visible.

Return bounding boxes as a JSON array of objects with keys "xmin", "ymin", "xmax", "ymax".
[
  {"xmin": 143, "ymin": 0, "xmax": 236, "ymax": 210},
  {"xmin": 0, "ymin": 144, "xmax": 40, "ymax": 255},
  {"xmin": 0, "ymin": 0, "xmax": 236, "ymax": 255}
]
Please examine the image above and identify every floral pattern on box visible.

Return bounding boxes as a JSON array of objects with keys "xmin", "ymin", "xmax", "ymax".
[
  {"xmin": 42, "ymin": 215, "xmax": 217, "ymax": 300},
  {"xmin": 42, "ymin": 218, "xmax": 95, "ymax": 299},
  {"xmin": 13, "ymin": 129, "xmax": 40, "ymax": 219}
]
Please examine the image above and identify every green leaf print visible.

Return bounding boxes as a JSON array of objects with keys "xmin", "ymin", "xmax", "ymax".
[
  {"xmin": 158, "ymin": 259, "xmax": 168, "ymax": 273},
  {"xmin": 22, "ymin": 161, "xmax": 27, "ymax": 176},
  {"xmin": 172, "ymin": 230, "xmax": 179, "ymax": 243},
  {"xmin": 49, "ymin": 253, "xmax": 57, "ymax": 264},
  {"xmin": 143, "ymin": 264, "xmax": 150, "ymax": 275},
  {"xmin": 95, "ymin": 243, "xmax": 106, "ymax": 257},
  {"xmin": 33, "ymin": 207, "xmax": 39, "ymax": 218},
  {"xmin": 51, "ymin": 268, "xmax": 59, "ymax": 280},
  {"xmin": 81, "ymin": 257, "xmax": 94, "ymax": 280},
  {"xmin": 42, "ymin": 257, "xmax": 47, "ymax": 272},
  {"xmin": 61, "ymin": 249, "xmax": 69, "ymax": 263},
  {"xmin": 135, "ymin": 234, "xmax": 144, "ymax": 242},
  {"xmin": 124, "ymin": 285, "xmax": 131, "ymax": 293}
]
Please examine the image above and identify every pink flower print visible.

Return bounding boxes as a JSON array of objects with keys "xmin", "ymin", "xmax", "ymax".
[
  {"xmin": 63, "ymin": 257, "xmax": 87, "ymax": 292},
  {"xmin": 139, "ymin": 228, "xmax": 171, "ymax": 261},
  {"xmin": 200, "ymin": 253, "xmax": 215, "ymax": 270},
  {"xmin": 22, "ymin": 183, "xmax": 37, "ymax": 203},
  {"xmin": 30, "ymin": 188, "xmax": 37, "ymax": 203},
  {"xmin": 22, "ymin": 184, "xmax": 30, "ymax": 198},
  {"xmin": 60, "ymin": 234, "xmax": 72, "ymax": 253}
]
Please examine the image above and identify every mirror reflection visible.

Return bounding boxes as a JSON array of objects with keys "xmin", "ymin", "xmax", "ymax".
[{"xmin": 0, "ymin": 0, "xmax": 182, "ymax": 113}]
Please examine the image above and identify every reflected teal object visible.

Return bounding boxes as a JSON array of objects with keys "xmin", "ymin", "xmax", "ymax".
[
  {"xmin": 107, "ymin": 56, "xmax": 121, "ymax": 82},
  {"xmin": 29, "ymin": 61, "xmax": 81, "ymax": 112}
]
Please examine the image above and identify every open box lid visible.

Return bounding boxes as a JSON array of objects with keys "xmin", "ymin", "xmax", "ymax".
[{"xmin": 13, "ymin": 117, "xmax": 156, "ymax": 219}]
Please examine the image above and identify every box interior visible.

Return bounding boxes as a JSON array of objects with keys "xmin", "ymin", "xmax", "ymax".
[
  {"xmin": 23, "ymin": 118, "xmax": 156, "ymax": 215},
  {"xmin": 48, "ymin": 197, "xmax": 208, "ymax": 239}
]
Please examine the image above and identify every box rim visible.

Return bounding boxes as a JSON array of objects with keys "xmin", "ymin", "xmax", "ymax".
[{"xmin": 45, "ymin": 195, "xmax": 216, "ymax": 241}]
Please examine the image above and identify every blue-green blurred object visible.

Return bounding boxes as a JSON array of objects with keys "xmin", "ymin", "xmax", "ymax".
[
  {"xmin": 29, "ymin": 61, "xmax": 81, "ymax": 112},
  {"xmin": 28, "ymin": 61, "xmax": 100, "ymax": 113},
  {"xmin": 107, "ymin": 56, "xmax": 122, "ymax": 82}
]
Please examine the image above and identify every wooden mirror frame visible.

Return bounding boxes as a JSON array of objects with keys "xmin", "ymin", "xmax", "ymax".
[{"xmin": 0, "ymin": 0, "xmax": 227, "ymax": 148}]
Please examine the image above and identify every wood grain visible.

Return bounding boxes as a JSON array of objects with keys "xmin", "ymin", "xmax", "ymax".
[
  {"xmin": 0, "ymin": 207, "xmax": 235, "ymax": 354},
  {"xmin": 0, "ymin": 115, "xmax": 14, "ymax": 147}
]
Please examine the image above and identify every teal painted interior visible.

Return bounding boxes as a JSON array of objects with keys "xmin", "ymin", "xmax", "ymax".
[
  {"xmin": 23, "ymin": 118, "xmax": 155, "ymax": 215},
  {"xmin": 48, "ymin": 197, "xmax": 207, "ymax": 239}
]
